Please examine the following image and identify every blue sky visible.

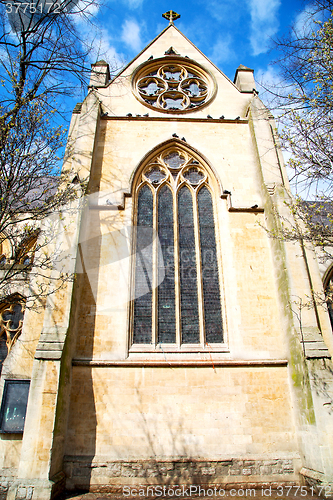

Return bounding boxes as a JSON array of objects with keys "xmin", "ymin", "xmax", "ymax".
[{"xmin": 85, "ymin": 0, "xmax": 310, "ymax": 92}]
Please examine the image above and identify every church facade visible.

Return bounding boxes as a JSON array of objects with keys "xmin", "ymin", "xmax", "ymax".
[{"xmin": 0, "ymin": 15, "xmax": 333, "ymax": 500}]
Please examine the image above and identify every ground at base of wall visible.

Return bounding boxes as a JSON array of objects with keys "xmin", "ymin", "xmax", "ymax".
[{"xmin": 59, "ymin": 489, "xmax": 325, "ymax": 500}]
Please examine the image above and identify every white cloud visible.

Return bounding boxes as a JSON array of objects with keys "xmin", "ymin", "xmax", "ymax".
[
  {"xmin": 256, "ymin": 65, "xmax": 281, "ymax": 90},
  {"xmin": 255, "ymin": 65, "xmax": 288, "ymax": 111},
  {"xmin": 248, "ymin": 0, "xmax": 281, "ymax": 55},
  {"xmin": 95, "ymin": 29, "xmax": 125, "ymax": 70},
  {"xmin": 73, "ymin": 14, "xmax": 124, "ymax": 71},
  {"xmin": 293, "ymin": 4, "xmax": 320, "ymax": 39},
  {"xmin": 121, "ymin": 19, "xmax": 143, "ymax": 52},
  {"xmin": 209, "ymin": 36, "xmax": 235, "ymax": 65},
  {"xmin": 204, "ymin": 0, "xmax": 241, "ymax": 23}
]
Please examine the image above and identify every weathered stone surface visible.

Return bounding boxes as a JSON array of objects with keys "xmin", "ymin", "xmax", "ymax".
[
  {"xmin": 63, "ymin": 457, "xmax": 297, "ymax": 489},
  {"xmin": 1, "ymin": 18, "xmax": 333, "ymax": 500}
]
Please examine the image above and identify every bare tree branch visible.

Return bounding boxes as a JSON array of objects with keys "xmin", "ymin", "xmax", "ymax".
[{"xmin": 0, "ymin": 0, "xmax": 115, "ymax": 306}]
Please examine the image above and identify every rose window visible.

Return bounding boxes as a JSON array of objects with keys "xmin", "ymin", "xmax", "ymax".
[{"xmin": 133, "ymin": 57, "xmax": 216, "ymax": 113}]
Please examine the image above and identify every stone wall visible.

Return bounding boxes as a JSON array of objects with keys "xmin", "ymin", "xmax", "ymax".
[{"xmin": 63, "ymin": 457, "xmax": 299, "ymax": 492}]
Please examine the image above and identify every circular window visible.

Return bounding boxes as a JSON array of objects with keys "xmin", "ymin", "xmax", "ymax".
[{"xmin": 132, "ymin": 57, "xmax": 216, "ymax": 113}]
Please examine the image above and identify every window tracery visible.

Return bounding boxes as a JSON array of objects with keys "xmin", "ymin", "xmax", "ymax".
[
  {"xmin": 131, "ymin": 147, "xmax": 225, "ymax": 350},
  {"xmin": 132, "ymin": 57, "xmax": 216, "ymax": 113},
  {"xmin": 0, "ymin": 297, "xmax": 25, "ymax": 369}
]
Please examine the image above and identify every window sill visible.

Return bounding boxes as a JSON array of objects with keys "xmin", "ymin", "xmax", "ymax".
[
  {"xmin": 128, "ymin": 343, "xmax": 229, "ymax": 353},
  {"xmin": 72, "ymin": 358, "xmax": 288, "ymax": 368},
  {"xmin": 0, "ymin": 430, "xmax": 24, "ymax": 434}
]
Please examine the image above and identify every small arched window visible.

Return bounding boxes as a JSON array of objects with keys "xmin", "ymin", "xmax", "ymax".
[
  {"xmin": 0, "ymin": 233, "xmax": 11, "ymax": 266},
  {"xmin": 324, "ymin": 269, "xmax": 333, "ymax": 329},
  {"xmin": 0, "ymin": 296, "xmax": 25, "ymax": 371},
  {"xmin": 16, "ymin": 232, "xmax": 38, "ymax": 266},
  {"xmin": 131, "ymin": 147, "xmax": 225, "ymax": 349}
]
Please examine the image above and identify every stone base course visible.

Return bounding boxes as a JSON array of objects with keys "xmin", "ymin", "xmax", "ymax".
[{"xmin": 63, "ymin": 457, "xmax": 298, "ymax": 492}]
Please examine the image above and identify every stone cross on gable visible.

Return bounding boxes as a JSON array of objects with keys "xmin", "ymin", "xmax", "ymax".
[{"xmin": 162, "ymin": 10, "xmax": 181, "ymax": 23}]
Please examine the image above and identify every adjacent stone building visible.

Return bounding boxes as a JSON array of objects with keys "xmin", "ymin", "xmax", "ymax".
[{"xmin": 0, "ymin": 14, "xmax": 333, "ymax": 500}]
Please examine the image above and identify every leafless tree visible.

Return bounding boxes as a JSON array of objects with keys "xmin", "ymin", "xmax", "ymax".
[{"xmin": 0, "ymin": 0, "xmax": 111, "ymax": 305}]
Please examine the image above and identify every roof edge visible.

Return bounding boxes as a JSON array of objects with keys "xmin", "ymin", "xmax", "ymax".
[{"xmin": 107, "ymin": 23, "xmax": 243, "ymax": 93}]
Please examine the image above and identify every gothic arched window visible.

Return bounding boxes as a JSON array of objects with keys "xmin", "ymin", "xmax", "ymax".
[
  {"xmin": 131, "ymin": 147, "xmax": 224, "ymax": 349},
  {"xmin": 0, "ymin": 296, "xmax": 25, "ymax": 371}
]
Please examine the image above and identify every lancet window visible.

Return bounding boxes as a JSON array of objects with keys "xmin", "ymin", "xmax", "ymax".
[{"xmin": 131, "ymin": 147, "xmax": 224, "ymax": 349}]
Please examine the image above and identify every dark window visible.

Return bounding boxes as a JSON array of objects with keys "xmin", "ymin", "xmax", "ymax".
[
  {"xmin": 133, "ymin": 185, "xmax": 153, "ymax": 344},
  {"xmin": 325, "ymin": 271, "xmax": 333, "ymax": 329},
  {"xmin": 178, "ymin": 186, "xmax": 200, "ymax": 343},
  {"xmin": 158, "ymin": 185, "xmax": 176, "ymax": 343},
  {"xmin": 0, "ymin": 380, "xmax": 30, "ymax": 433},
  {"xmin": 198, "ymin": 187, "xmax": 223, "ymax": 343}
]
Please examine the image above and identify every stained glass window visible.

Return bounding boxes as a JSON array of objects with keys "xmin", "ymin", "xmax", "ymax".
[
  {"xmin": 158, "ymin": 185, "xmax": 176, "ymax": 343},
  {"xmin": 198, "ymin": 187, "xmax": 224, "ymax": 343},
  {"xmin": 183, "ymin": 168, "xmax": 204, "ymax": 185},
  {"xmin": 178, "ymin": 187, "xmax": 200, "ymax": 343},
  {"xmin": 132, "ymin": 148, "xmax": 224, "ymax": 348},
  {"xmin": 164, "ymin": 152, "xmax": 184, "ymax": 170},
  {"xmin": 145, "ymin": 167, "xmax": 166, "ymax": 184},
  {"xmin": 133, "ymin": 186, "xmax": 153, "ymax": 343}
]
